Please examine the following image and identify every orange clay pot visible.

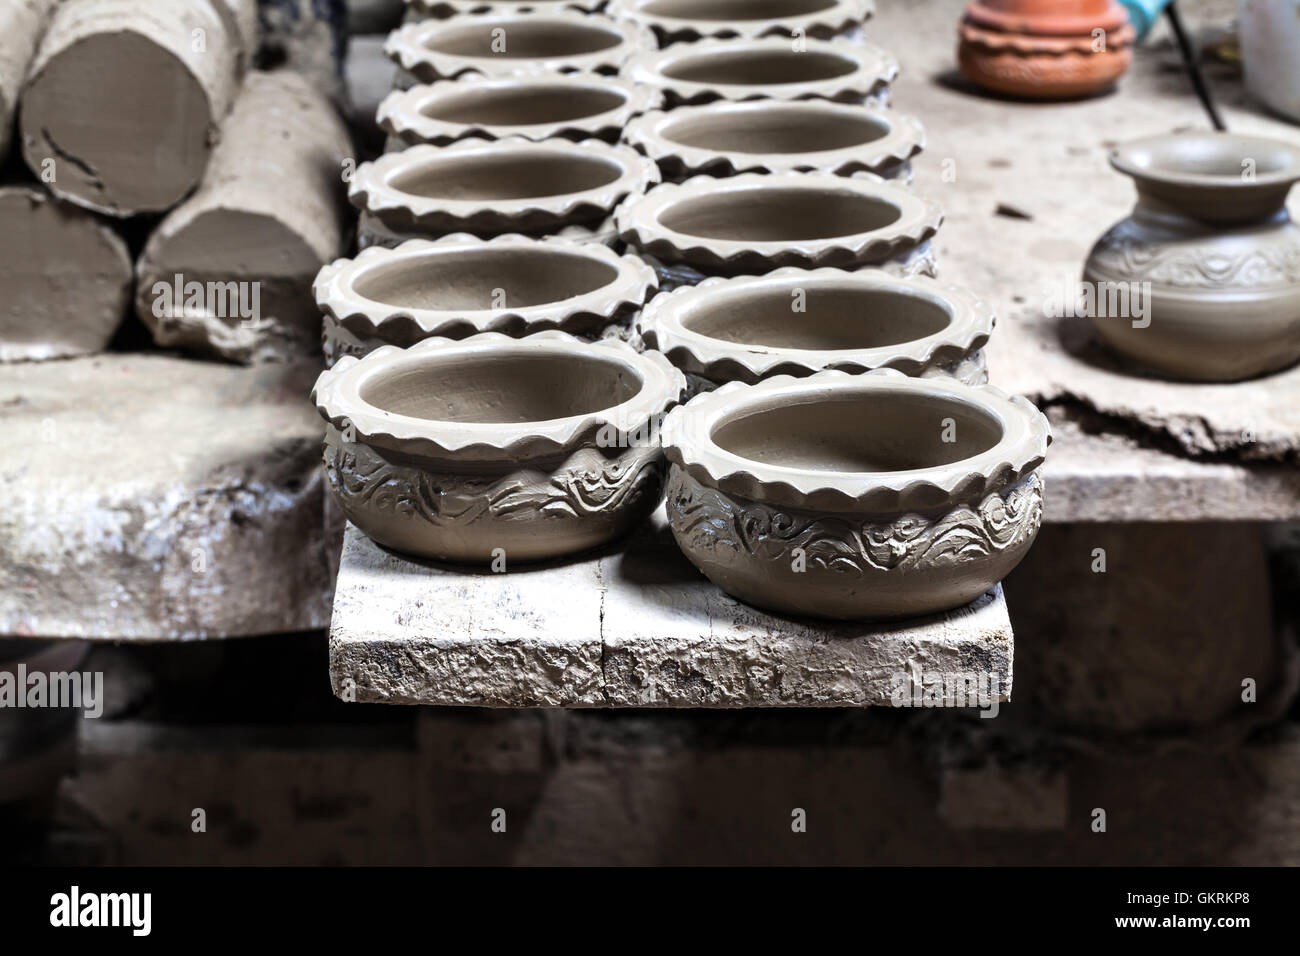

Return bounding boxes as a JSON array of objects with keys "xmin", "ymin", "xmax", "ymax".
[{"xmin": 957, "ymin": 0, "xmax": 1135, "ymax": 100}]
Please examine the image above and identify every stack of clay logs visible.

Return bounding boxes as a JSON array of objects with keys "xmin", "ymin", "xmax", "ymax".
[
  {"xmin": 315, "ymin": 0, "xmax": 1051, "ymax": 623},
  {"xmin": 0, "ymin": 0, "xmax": 352, "ymax": 364}
]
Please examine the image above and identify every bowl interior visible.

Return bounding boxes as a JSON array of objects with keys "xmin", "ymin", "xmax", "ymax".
[
  {"xmin": 642, "ymin": 0, "xmax": 837, "ymax": 21},
  {"xmin": 389, "ymin": 151, "xmax": 624, "ymax": 200},
  {"xmin": 661, "ymin": 48, "xmax": 856, "ymax": 85},
  {"xmin": 659, "ymin": 106, "xmax": 889, "ymax": 154},
  {"xmin": 424, "ymin": 21, "xmax": 622, "ymax": 59},
  {"xmin": 657, "ymin": 186, "xmax": 901, "ymax": 241},
  {"xmin": 680, "ymin": 286, "xmax": 950, "ymax": 350},
  {"xmin": 421, "ymin": 84, "xmax": 628, "ymax": 125},
  {"xmin": 1115, "ymin": 133, "xmax": 1300, "ymax": 183},
  {"xmin": 711, "ymin": 391, "xmax": 1002, "ymax": 472},
  {"xmin": 360, "ymin": 351, "xmax": 642, "ymax": 424},
  {"xmin": 354, "ymin": 248, "xmax": 618, "ymax": 310}
]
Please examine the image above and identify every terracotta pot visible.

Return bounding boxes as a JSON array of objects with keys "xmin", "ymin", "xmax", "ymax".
[
  {"xmin": 349, "ymin": 138, "xmax": 658, "ymax": 246},
  {"xmin": 314, "ymin": 234, "xmax": 656, "ymax": 364},
  {"xmin": 623, "ymin": 100, "xmax": 924, "ymax": 183},
  {"xmin": 638, "ymin": 268, "xmax": 993, "ymax": 392},
  {"xmin": 661, "ymin": 370, "xmax": 1049, "ymax": 620},
  {"xmin": 623, "ymin": 37, "xmax": 898, "ymax": 108},
  {"xmin": 1083, "ymin": 132, "xmax": 1300, "ymax": 382},
  {"xmin": 385, "ymin": 11, "xmax": 653, "ymax": 87},
  {"xmin": 957, "ymin": 0, "xmax": 1135, "ymax": 100},
  {"xmin": 615, "ymin": 172, "xmax": 942, "ymax": 283},
  {"xmin": 378, "ymin": 75, "xmax": 660, "ymax": 149},
  {"xmin": 607, "ymin": 0, "xmax": 872, "ymax": 45},
  {"xmin": 311, "ymin": 331, "xmax": 685, "ymax": 562}
]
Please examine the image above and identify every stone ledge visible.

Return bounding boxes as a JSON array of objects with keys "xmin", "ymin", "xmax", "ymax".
[{"xmin": 329, "ymin": 514, "xmax": 1014, "ymax": 708}]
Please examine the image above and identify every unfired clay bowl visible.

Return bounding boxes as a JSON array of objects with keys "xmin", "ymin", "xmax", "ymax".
[
  {"xmin": 378, "ymin": 75, "xmax": 660, "ymax": 149},
  {"xmin": 638, "ymin": 268, "xmax": 993, "ymax": 392},
  {"xmin": 607, "ymin": 0, "xmax": 872, "ymax": 44},
  {"xmin": 405, "ymin": 0, "xmax": 609, "ymax": 19},
  {"xmin": 385, "ymin": 11, "xmax": 653, "ymax": 86},
  {"xmin": 623, "ymin": 37, "xmax": 898, "ymax": 108},
  {"xmin": 957, "ymin": 0, "xmax": 1135, "ymax": 100},
  {"xmin": 661, "ymin": 370, "xmax": 1050, "ymax": 620},
  {"xmin": 615, "ymin": 172, "xmax": 942, "ymax": 281},
  {"xmin": 349, "ymin": 138, "xmax": 658, "ymax": 244},
  {"xmin": 623, "ymin": 100, "xmax": 923, "ymax": 183},
  {"xmin": 313, "ymin": 331, "xmax": 685, "ymax": 563},
  {"xmin": 1083, "ymin": 132, "xmax": 1300, "ymax": 381},
  {"xmin": 314, "ymin": 235, "xmax": 656, "ymax": 363}
]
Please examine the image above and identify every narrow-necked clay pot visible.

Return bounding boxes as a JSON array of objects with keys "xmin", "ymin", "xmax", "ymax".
[
  {"xmin": 661, "ymin": 370, "xmax": 1050, "ymax": 620},
  {"xmin": 315, "ymin": 234, "xmax": 656, "ymax": 363},
  {"xmin": 378, "ymin": 75, "xmax": 660, "ymax": 149},
  {"xmin": 312, "ymin": 331, "xmax": 685, "ymax": 562},
  {"xmin": 385, "ymin": 11, "xmax": 653, "ymax": 87},
  {"xmin": 616, "ymin": 172, "xmax": 942, "ymax": 283},
  {"xmin": 607, "ymin": 0, "xmax": 872, "ymax": 44},
  {"xmin": 1083, "ymin": 132, "xmax": 1300, "ymax": 381},
  {"xmin": 405, "ymin": 0, "xmax": 609, "ymax": 19},
  {"xmin": 957, "ymin": 0, "xmax": 1135, "ymax": 100},
  {"xmin": 623, "ymin": 37, "xmax": 898, "ymax": 108},
  {"xmin": 638, "ymin": 268, "xmax": 993, "ymax": 392},
  {"xmin": 623, "ymin": 100, "xmax": 923, "ymax": 183},
  {"xmin": 349, "ymin": 138, "xmax": 658, "ymax": 246}
]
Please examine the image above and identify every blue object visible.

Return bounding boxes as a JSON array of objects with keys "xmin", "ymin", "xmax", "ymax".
[{"xmin": 1120, "ymin": 0, "xmax": 1173, "ymax": 41}]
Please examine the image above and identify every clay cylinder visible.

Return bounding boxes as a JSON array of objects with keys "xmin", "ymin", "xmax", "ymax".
[
  {"xmin": 212, "ymin": 0, "xmax": 260, "ymax": 75},
  {"xmin": 134, "ymin": 70, "xmax": 352, "ymax": 364},
  {"xmin": 0, "ymin": 186, "xmax": 133, "ymax": 362},
  {"xmin": 19, "ymin": 0, "xmax": 243, "ymax": 216},
  {"xmin": 0, "ymin": 0, "xmax": 58, "ymax": 165}
]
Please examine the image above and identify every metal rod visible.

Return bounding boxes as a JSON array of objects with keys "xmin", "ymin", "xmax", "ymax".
[{"xmin": 1164, "ymin": 0, "xmax": 1227, "ymax": 131}]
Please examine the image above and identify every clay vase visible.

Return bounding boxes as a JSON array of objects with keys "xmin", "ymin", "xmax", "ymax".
[
  {"xmin": 623, "ymin": 100, "xmax": 924, "ymax": 183},
  {"xmin": 314, "ymin": 234, "xmax": 656, "ymax": 364},
  {"xmin": 623, "ymin": 37, "xmax": 898, "ymax": 108},
  {"xmin": 385, "ymin": 11, "xmax": 653, "ymax": 88},
  {"xmin": 615, "ymin": 172, "xmax": 942, "ymax": 286},
  {"xmin": 957, "ymin": 0, "xmax": 1136, "ymax": 100},
  {"xmin": 660, "ymin": 370, "xmax": 1050, "ymax": 620},
  {"xmin": 607, "ymin": 0, "xmax": 872, "ymax": 45},
  {"xmin": 638, "ymin": 267, "xmax": 993, "ymax": 393},
  {"xmin": 1083, "ymin": 132, "xmax": 1300, "ymax": 381},
  {"xmin": 311, "ymin": 331, "xmax": 685, "ymax": 563},
  {"xmin": 378, "ymin": 75, "xmax": 661, "ymax": 149},
  {"xmin": 349, "ymin": 138, "xmax": 658, "ymax": 248}
]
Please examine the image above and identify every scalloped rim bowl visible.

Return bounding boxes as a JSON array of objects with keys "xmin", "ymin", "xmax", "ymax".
[
  {"xmin": 312, "ymin": 331, "xmax": 685, "ymax": 562},
  {"xmin": 661, "ymin": 370, "xmax": 1050, "ymax": 619},
  {"xmin": 637, "ymin": 268, "xmax": 992, "ymax": 385},
  {"xmin": 607, "ymin": 0, "xmax": 872, "ymax": 43}
]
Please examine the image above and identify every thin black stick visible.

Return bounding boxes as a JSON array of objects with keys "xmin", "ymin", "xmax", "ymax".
[{"xmin": 1165, "ymin": 0, "xmax": 1227, "ymax": 131}]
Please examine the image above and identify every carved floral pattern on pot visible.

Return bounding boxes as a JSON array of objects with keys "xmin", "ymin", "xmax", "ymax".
[
  {"xmin": 637, "ymin": 267, "xmax": 993, "ymax": 388},
  {"xmin": 616, "ymin": 172, "xmax": 942, "ymax": 278},
  {"xmin": 1083, "ymin": 131, "xmax": 1300, "ymax": 381},
  {"xmin": 378, "ymin": 74, "xmax": 661, "ymax": 148},
  {"xmin": 623, "ymin": 100, "xmax": 924, "ymax": 183},
  {"xmin": 312, "ymin": 331, "xmax": 686, "ymax": 562},
  {"xmin": 622, "ymin": 37, "xmax": 898, "ymax": 108},
  {"xmin": 659, "ymin": 369, "xmax": 1050, "ymax": 619},
  {"xmin": 385, "ymin": 11, "xmax": 654, "ymax": 87},
  {"xmin": 607, "ymin": 0, "xmax": 872, "ymax": 45}
]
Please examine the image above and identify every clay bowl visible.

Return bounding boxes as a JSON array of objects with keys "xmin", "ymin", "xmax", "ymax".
[
  {"xmin": 608, "ymin": 0, "xmax": 871, "ymax": 44},
  {"xmin": 623, "ymin": 100, "xmax": 924, "ymax": 182},
  {"xmin": 312, "ymin": 331, "xmax": 685, "ymax": 563},
  {"xmin": 638, "ymin": 268, "xmax": 993, "ymax": 392},
  {"xmin": 1084, "ymin": 132, "xmax": 1300, "ymax": 381},
  {"xmin": 957, "ymin": 0, "xmax": 1135, "ymax": 100},
  {"xmin": 623, "ymin": 37, "xmax": 898, "ymax": 108},
  {"xmin": 314, "ymin": 235, "xmax": 656, "ymax": 364},
  {"xmin": 405, "ymin": 0, "xmax": 610, "ymax": 19},
  {"xmin": 385, "ymin": 11, "xmax": 652, "ymax": 86},
  {"xmin": 378, "ymin": 75, "xmax": 660, "ymax": 148},
  {"xmin": 349, "ymin": 138, "xmax": 658, "ymax": 244},
  {"xmin": 661, "ymin": 370, "xmax": 1050, "ymax": 620},
  {"xmin": 615, "ymin": 172, "xmax": 942, "ymax": 280}
]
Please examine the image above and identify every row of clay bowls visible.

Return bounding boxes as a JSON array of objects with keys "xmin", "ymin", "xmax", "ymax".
[{"xmin": 310, "ymin": 1, "xmax": 1052, "ymax": 621}]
